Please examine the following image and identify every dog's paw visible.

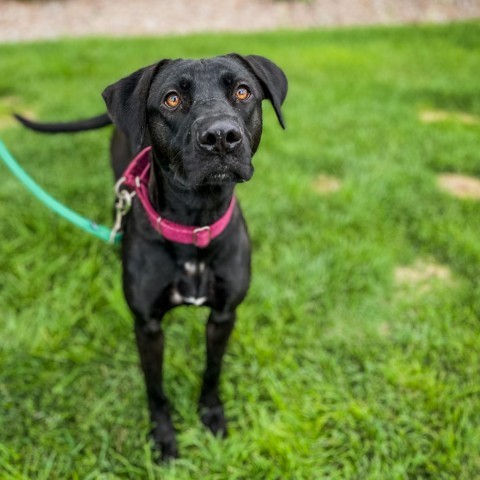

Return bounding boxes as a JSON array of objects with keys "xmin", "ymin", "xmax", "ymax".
[
  {"xmin": 199, "ymin": 398, "xmax": 228, "ymax": 438},
  {"xmin": 150, "ymin": 425, "xmax": 179, "ymax": 462}
]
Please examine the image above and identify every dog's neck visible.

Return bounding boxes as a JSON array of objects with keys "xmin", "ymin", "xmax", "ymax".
[{"xmin": 148, "ymin": 159, "xmax": 235, "ymax": 226}]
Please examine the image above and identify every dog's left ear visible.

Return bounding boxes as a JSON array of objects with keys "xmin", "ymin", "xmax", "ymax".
[
  {"xmin": 102, "ymin": 60, "xmax": 171, "ymax": 153},
  {"xmin": 229, "ymin": 54, "xmax": 288, "ymax": 129}
]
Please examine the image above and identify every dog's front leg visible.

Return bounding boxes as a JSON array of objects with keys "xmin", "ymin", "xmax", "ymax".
[
  {"xmin": 199, "ymin": 310, "xmax": 236, "ymax": 437},
  {"xmin": 134, "ymin": 317, "xmax": 178, "ymax": 460}
]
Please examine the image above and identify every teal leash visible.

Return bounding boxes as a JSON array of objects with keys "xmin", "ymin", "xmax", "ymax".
[{"xmin": 0, "ymin": 139, "xmax": 122, "ymax": 244}]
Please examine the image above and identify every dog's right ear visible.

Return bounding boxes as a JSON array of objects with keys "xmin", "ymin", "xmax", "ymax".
[{"xmin": 102, "ymin": 60, "xmax": 170, "ymax": 153}]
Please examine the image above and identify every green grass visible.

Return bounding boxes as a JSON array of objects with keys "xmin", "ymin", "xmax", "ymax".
[{"xmin": 1, "ymin": 22, "xmax": 480, "ymax": 479}]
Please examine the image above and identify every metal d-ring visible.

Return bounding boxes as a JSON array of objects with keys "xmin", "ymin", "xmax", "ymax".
[
  {"xmin": 193, "ymin": 225, "xmax": 211, "ymax": 246},
  {"xmin": 109, "ymin": 179, "xmax": 136, "ymax": 243}
]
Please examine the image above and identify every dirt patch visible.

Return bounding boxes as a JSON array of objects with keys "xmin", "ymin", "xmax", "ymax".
[
  {"xmin": 438, "ymin": 173, "xmax": 480, "ymax": 200},
  {"xmin": 419, "ymin": 109, "xmax": 480, "ymax": 125},
  {"xmin": 312, "ymin": 174, "xmax": 342, "ymax": 195},
  {"xmin": 0, "ymin": 114, "xmax": 14, "ymax": 130},
  {"xmin": 0, "ymin": 96, "xmax": 29, "ymax": 130},
  {"xmin": 378, "ymin": 322, "xmax": 391, "ymax": 337},
  {"xmin": 0, "ymin": 112, "xmax": 36, "ymax": 130},
  {"xmin": 395, "ymin": 259, "xmax": 453, "ymax": 294}
]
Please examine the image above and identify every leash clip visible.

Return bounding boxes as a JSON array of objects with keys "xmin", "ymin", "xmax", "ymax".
[{"xmin": 109, "ymin": 177, "xmax": 137, "ymax": 243}]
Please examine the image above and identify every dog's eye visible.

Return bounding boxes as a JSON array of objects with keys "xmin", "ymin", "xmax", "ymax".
[
  {"xmin": 164, "ymin": 92, "xmax": 181, "ymax": 108},
  {"xmin": 235, "ymin": 86, "xmax": 251, "ymax": 101}
]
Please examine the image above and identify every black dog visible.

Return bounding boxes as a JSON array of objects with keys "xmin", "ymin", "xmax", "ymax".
[{"xmin": 16, "ymin": 54, "xmax": 287, "ymax": 460}]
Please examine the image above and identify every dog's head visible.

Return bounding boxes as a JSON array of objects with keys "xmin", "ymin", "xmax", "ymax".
[{"xmin": 102, "ymin": 55, "xmax": 287, "ymax": 187}]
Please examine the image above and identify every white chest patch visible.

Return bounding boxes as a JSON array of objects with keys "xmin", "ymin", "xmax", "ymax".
[
  {"xmin": 184, "ymin": 296, "xmax": 207, "ymax": 306},
  {"xmin": 184, "ymin": 261, "xmax": 206, "ymax": 276},
  {"xmin": 170, "ymin": 289, "xmax": 184, "ymax": 305},
  {"xmin": 170, "ymin": 261, "xmax": 208, "ymax": 306},
  {"xmin": 170, "ymin": 289, "xmax": 207, "ymax": 306}
]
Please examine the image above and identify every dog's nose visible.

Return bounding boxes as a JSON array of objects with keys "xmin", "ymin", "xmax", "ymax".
[{"xmin": 197, "ymin": 120, "xmax": 242, "ymax": 155}]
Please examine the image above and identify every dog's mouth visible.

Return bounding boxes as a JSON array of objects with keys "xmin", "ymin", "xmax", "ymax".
[
  {"xmin": 167, "ymin": 138, "xmax": 254, "ymax": 187},
  {"xmin": 203, "ymin": 162, "xmax": 253, "ymax": 185},
  {"xmin": 205, "ymin": 172, "xmax": 247, "ymax": 185},
  {"xmin": 210, "ymin": 172, "xmax": 231, "ymax": 182},
  {"xmin": 176, "ymin": 153, "xmax": 254, "ymax": 186}
]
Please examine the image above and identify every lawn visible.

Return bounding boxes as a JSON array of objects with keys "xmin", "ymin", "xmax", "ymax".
[{"xmin": 1, "ymin": 22, "xmax": 480, "ymax": 479}]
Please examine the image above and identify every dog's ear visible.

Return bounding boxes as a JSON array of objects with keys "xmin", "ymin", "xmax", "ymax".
[
  {"xmin": 230, "ymin": 54, "xmax": 288, "ymax": 129},
  {"xmin": 102, "ymin": 60, "xmax": 170, "ymax": 152}
]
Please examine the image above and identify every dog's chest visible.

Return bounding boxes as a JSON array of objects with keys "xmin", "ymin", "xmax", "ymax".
[{"xmin": 170, "ymin": 261, "xmax": 212, "ymax": 306}]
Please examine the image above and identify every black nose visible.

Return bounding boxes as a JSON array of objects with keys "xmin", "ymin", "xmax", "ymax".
[{"xmin": 197, "ymin": 120, "xmax": 242, "ymax": 155}]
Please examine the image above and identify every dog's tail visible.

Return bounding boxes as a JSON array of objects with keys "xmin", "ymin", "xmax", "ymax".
[{"xmin": 14, "ymin": 112, "xmax": 112, "ymax": 133}]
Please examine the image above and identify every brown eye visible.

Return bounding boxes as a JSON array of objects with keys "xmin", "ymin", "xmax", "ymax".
[
  {"xmin": 235, "ymin": 86, "xmax": 251, "ymax": 101},
  {"xmin": 164, "ymin": 92, "xmax": 181, "ymax": 108}
]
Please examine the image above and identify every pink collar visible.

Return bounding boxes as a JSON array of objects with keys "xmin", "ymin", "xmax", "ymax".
[{"xmin": 120, "ymin": 147, "xmax": 236, "ymax": 248}]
